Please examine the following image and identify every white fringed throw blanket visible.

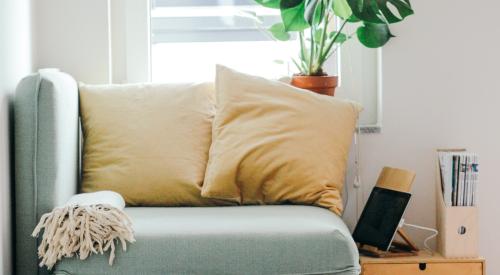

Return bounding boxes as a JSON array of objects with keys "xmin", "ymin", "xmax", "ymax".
[{"xmin": 32, "ymin": 191, "xmax": 135, "ymax": 270}]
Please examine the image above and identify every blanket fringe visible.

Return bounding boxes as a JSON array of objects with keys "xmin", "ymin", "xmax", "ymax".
[{"xmin": 32, "ymin": 204, "xmax": 135, "ymax": 270}]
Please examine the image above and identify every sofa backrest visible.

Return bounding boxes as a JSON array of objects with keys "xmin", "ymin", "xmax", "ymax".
[{"xmin": 14, "ymin": 70, "xmax": 80, "ymax": 275}]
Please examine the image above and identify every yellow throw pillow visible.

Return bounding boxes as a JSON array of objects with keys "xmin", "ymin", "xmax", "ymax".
[
  {"xmin": 201, "ymin": 66, "xmax": 362, "ymax": 215},
  {"xmin": 80, "ymin": 82, "xmax": 231, "ymax": 206}
]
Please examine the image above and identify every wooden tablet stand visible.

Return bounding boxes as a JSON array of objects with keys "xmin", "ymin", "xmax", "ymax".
[
  {"xmin": 356, "ymin": 167, "xmax": 419, "ymax": 258},
  {"xmin": 358, "ymin": 228, "xmax": 419, "ymax": 258}
]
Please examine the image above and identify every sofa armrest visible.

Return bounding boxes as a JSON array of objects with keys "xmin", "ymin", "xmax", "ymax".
[{"xmin": 14, "ymin": 70, "xmax": 79, "ymax": 275}]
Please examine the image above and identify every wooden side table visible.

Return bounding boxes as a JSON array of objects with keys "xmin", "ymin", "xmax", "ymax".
[{"xmin": 360, "ymin": 252, "xmax": 485, "ymax": 275}]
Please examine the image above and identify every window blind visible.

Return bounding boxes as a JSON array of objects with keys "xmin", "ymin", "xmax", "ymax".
[{"xmin": 151, "ymin": 0, "xmax": 282, "ymax": 44}]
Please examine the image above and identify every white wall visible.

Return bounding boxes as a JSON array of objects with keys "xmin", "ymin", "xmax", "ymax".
[
  {"xmin": 32, "ymin": 0, "xmax": 500, "ymax": 274},
  {"xmin": 33, "ymin": 0, "xmax": 111, "ymax": 84},
  {"xmin": 32, "ymin": 0, "xmax": 151, "ymax": 84},
  {"xmin": 0, "ymin": 0, "xmax": 33, "ymax": 274},
  {"xmin": 358, "ymin": 1, "xmax": 500, "ymax": 273}
]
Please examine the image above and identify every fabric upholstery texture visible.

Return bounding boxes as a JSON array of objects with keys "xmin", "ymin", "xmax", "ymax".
[
  {"xmin": 79, "ymin": 82, "xmax": 231, "ymax": 206},
  {"xmin": 54, "ymin": 206, "xmax": 360, "ymax": 275},
  {"xmin": 15, "ymin": 71, "xmax": 360, "ymax": 275},
  {"xmin": 202, "ymin": 66, "xmax": 362, "ymax": 215},
  {"xmin": 14, "ymin": 71, "xmax": 80, "ymax": 275}
]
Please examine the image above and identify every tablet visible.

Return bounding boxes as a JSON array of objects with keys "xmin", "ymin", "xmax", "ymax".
[{"xmin": 352, "ymin": 187, "xmax": 411, "ymax": 251}]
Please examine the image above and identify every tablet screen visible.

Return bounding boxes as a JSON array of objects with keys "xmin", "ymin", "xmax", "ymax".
[{"xmin": 352, "ymin": 187, "xmax": 411, "ymax": 251}]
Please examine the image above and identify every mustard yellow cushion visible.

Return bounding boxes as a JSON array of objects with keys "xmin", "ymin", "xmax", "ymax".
[
  {"xmin": 201, "ymin": 66, "xmax": 362, "ymax": 214},
  {"xmin": 80, "ymin": 82, "xmax": 230, "ymax": 206}
]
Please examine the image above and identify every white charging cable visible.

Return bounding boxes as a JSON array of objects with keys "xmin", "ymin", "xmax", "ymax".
[
  {"xmin": 353, "ymin": 120, "xmax": 362, "ymax": 219},
  {"xmin": 343, "ymin": 126, "xmax": 361, "ymax": 218},
  {"xmin": 400, "ymin": 219, "xmax": 439, "ymax": 254}
]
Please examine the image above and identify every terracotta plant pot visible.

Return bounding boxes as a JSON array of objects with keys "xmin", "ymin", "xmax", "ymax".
[{"xmin": 291, "ymin": 75, "xmax": 338, "ymax": 96}]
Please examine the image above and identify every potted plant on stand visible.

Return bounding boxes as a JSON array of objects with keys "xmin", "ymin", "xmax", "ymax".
[{"xmin": 254, "ymin": 0, "xmax": 414, "ymax": 96}]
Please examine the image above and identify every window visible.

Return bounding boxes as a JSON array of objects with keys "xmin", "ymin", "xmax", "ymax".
[
  {"xmin": 150, "ymin": 0, "xmax": 299, "ymax": 82},
  {"xmin": 116, "ymin": 0, "xmax": 382, "ymax": 130}
]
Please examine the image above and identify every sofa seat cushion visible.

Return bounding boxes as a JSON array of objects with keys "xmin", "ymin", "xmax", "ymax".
[{"xmin": 54, "ymin": 206, "xmax": 360, "ymax": 275}]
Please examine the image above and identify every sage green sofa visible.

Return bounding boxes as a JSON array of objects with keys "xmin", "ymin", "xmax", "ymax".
[{"xmin": 14, "ymin": 70, "xmax": 360, "ymax": 275}]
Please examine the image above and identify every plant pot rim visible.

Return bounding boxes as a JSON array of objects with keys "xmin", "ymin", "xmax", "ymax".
[
  {"xmin": 290, "ymin": 74, "xmax": 338, "ymax": 96},
  {"xmin": 292, "ymin": 74, "xmax": 338, "ymax": 78}
]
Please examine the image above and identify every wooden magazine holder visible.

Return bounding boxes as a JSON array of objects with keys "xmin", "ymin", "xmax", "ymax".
[{"xmin": 436, "ymin": 149, "xmax": 479, "ymax": 258}]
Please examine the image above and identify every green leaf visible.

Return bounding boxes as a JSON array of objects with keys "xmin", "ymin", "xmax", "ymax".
[
  {"xmin": 347, "ymin": 0, "xmax": 414, "ymax": 24},
  {"xmin": 281, "ymin": 0, "xmax": 304, "ymax": 9},
  {"xmin": 313, "ymin": 0, "xmax": 326, "ymax": 25},
  {"xmin": 328, "ymin": 31, "xmax": 348, "ymax": 43},
  {"xmin": 304, "ymin": 0, "xmax": 319, "ymax": 25},
  {"xmin": 332, "ymin": 0, "xmax": 352, "ymax": 19},
  {"xmin": 313, "ymin": 28, "xmax": 323, "ymax": 41},
  {"xmin": 356, "ymin": 22, "xmax": 394, "ymax": 48},
  {"xmin": 347, "ymin": 0, "xmax": 384, "ymax": 24},
  {"xmin": 268, "ymin": 23, "xmax": 291, "ymax": 41},
  {"xmin": 346, "ymin": 13, "xmax": 361, "ymax": 22},
  {"xmin": 254, "ymin": 0, "xmax": 280, "ymax": 9},
  {"xmin": 305, "ymin": 0, "xmax": 325, "ymax": 26},
  {"xmin": 280, "ymin": 0, "xmax": 310, "ymax": 31},
  {"xmin": 379, "ymin": 0, "xmax": 414, "ymax": 23}
]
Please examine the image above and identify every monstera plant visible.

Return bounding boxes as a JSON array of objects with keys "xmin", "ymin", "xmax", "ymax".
[{"xmin": 255, "ymin": 0, "xmax": 414, "ymax": 96}]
